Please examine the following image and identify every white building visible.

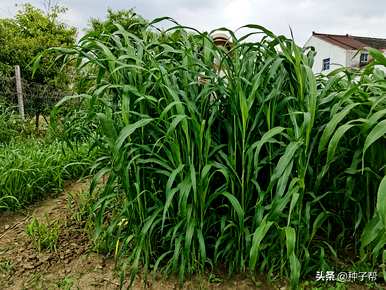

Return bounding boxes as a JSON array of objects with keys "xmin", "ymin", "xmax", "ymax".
[{"xmin": 304, "ymin": 32, "xmax": 386, "ymax": 74}]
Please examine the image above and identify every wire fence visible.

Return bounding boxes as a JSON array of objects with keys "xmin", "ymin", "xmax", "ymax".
[{"xmin": 0, "ymin": 73, "xmax": 68, "ymax": 116}]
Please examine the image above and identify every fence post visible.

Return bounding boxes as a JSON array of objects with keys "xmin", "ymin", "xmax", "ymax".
[{"xmin": 15, "ymin": 65, "xmax": 25, "ymax": 120}]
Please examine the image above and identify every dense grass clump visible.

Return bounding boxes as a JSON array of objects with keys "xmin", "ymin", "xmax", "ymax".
[
  {"xmin": 0, "ymin": 139, "xmax": 92, "ymax": 210},
  {"xmin": 49, "ymin": 19, "xmax": 386, "ymax": 288},
  {"xmin": 0, "ymin": 99, "xmax": 26, "ymax": 144}
]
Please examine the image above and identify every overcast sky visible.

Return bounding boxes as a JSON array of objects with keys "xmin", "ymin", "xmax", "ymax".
[{"xmin": 1, "ymin": 0, "xmax": 385, "ymax": 45}]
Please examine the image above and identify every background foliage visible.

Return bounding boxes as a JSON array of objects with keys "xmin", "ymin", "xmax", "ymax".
[{"xmin": 0, "ymin": 3, "xmax": 76, "ymax": 117}]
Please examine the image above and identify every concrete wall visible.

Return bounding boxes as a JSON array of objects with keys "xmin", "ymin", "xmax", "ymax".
[
  {"xmin": 349, "ymin": 49, "xmax": 386, "ymax": 72},
  {"xmin": 304, "ymin": 36, "xmax": 348, "ymax": 74},
  {"xmin": 305, "ymin": 36, "xmax": 386, "ymax": 74},
  {"xmin": 346, "ymin": 49, "xmax": 359, "ymax": 67},
  {"xmin": 375, "ymin": 50, "xmax": 386, "ymax": 73}
]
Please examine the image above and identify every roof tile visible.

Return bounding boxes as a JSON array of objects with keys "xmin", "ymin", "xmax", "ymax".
[{"xmin": 313, "ymin": 32, "xmax": 386, "ymax": 50}]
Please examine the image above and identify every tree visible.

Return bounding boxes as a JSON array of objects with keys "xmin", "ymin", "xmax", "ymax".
[
  {"xmin": 86, "ymin": 8, "xmax": 189, "ymax": 44},
  {"xmin": 0, "ymin": 3, "xmax": 76, "ymax": 84},
  {"xmin": 87, "ymin": 8, "xmax": 147, "ymax": 38},
  {"xmin": 0, "ymin": 3, "xmax": 77, "ymax": 125}
]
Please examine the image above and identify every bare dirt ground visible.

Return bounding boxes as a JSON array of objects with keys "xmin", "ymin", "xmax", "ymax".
[{"xmin": 0, "ymin": 179, "xmax": 120, "ymax": 289}]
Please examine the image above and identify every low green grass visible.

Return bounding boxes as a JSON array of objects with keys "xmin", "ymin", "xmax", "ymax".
[
  {"xmin": 0, "ymin": 99, "xmax": 33, "ymax": 145},
  {"xmin": 55, "ymin": 276, "xmax": 75, "ymax": 290},
  {"xmin": 0, "ymin": 138, "xmax": 93, "ymax": 210},
  {"xmin": 0, "ymin": 258, "xmax": 13, "ymax": 275},
  {"xmin": 26, "ymin": 216, "xmax": 60, "ymax": 252}
]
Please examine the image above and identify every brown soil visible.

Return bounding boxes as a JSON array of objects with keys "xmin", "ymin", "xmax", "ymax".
[{"xmin": 0, "ymin": 179, "xmax": 120, "ymax": 290}]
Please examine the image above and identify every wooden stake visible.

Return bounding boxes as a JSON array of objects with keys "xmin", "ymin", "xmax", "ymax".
[{"xmin": 15, "ymin": 65, "xmax": 25, "ymax": 120}]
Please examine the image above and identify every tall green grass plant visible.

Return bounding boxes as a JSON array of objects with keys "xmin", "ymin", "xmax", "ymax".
[{"xmin": 45, "ymin": 20, "xmax": 386, "ymax": 288}]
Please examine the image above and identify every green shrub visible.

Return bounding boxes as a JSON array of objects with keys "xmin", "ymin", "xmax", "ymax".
[
  {"xmin": 0, "ymin": 98, "xmax": 38, "ymax": 144},
  {"xmin": 0, "ymin": 99, "xmax": 22, "ymax": 144}
]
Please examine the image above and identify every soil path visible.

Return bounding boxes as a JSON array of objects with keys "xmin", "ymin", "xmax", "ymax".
[{"xmin": 0, "ymin": 179, "xmax": 122, "ymax": 290}]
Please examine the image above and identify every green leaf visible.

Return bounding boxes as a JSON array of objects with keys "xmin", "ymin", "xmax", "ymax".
[
  {"xmin": 285, "ymin": 227, "xmax": 300, "ymax": 288},
  {"xmin": 270, "ymin": 141, "xmax": 301, "ymax": 184},
  {"xmin": 249, "ymin": 217, "xmax": 273, "ymax": 269},
  {"xmin": 220, "ymin": 192, "xmax": 244, "ymax": 226},
  {"xmin": 363, "ymin": 119, "xmax": 386, "ymax": 159},
  {"xmin": 376, "ymin": 176, "xmax": 386, "ymax": 228},
  {"xmin": 318, "ymin": 103, "xmax": 359, "ymax": 153},
  {"xmin": 115, "ymin": 118, "xmax": 153, "ymax": 150},
  {"xmin": 327, "ymin": 123, "xmax": 356, "ymax": 163}
]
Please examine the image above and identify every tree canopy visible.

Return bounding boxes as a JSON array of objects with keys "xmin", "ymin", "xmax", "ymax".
[
  {"xmin": 87, "ymin": 8, "xmax": 147, "ymax": 37},
  {"xmin": 0, "ymin": 3, "xmax": 76, "ymax": 85}
]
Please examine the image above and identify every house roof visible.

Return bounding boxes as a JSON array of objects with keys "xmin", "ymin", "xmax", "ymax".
[{"xmin": 312, "ymin": 32, "xmax": 386, "ymax": 50}]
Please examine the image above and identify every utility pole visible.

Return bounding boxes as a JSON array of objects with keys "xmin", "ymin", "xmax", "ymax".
[{"xmin": 15, "ymin": 65, "xmax": 25, "ymax": 120}]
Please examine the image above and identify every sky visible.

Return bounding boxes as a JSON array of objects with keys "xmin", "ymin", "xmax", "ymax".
[{"xmin": 0, "ymin": 0, "xmax": 385, "ymax": 45}]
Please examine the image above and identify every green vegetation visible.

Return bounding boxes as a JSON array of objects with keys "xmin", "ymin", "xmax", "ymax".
[
  {"xmin": 0, "ymin": 3, "xmax": 76, "ymax": 121},
  {"xmin": 26, "ymin": 216, "xmax": 60, "ymax": 252},
  {"xmin": 0, "ymin": 98, "xmax": 38, "ymax": 144},
  {"xmin": 0, "ymin": 259, "xmax": 13, "ymax": 274},
  {"xmin": 0, "ymin": 3, "xmax": 76, "ymax": 83},
  {"xmin": 0, "ymin": 99, "xmax": 25, "ymax": 144},
  {"xmin": 0, "ymin": 2, "xmax": 93, "ymax": 213},
  {"xmin": 67, "ymin": 189, "xmax": 97, "ymax": 226},
  {"xmin": 88, "ymin": 8, "xmax": 147, "ymax": 37},
  {"xmin": 55, "ymin": 276, "xmax": 75, "ymax": 290},
  {"xmin": 45, "ymin": 17, "xmax": 386, "ymax": 289},
  {"xmin": 0, "ymin": 138, "xmax": 92, "ymax": 210},
  {"xmin": 0, "ymin": 1, "xmax": 384, "ymax": 288}
]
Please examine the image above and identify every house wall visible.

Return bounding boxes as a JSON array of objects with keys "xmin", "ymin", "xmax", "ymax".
[
  {"xmin": 375, "ymin": 50, "xmax": 386, "ymax": 72},
  {"xmin": 349, "ymin": 49, "xmax": 386, "ymax": 72},
  {"xmin": 346, "ymin": 50, "xmax": 359, "ymax": 67},
  {"xmin": 304, "ymin": 36, "xmax": 348, "ymax": 74}
]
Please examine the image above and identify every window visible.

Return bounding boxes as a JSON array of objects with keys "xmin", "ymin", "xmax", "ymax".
[
  {"xmin": 322, "ymin": 58, "xmax": 330, "ymax": 71},
  {"xmin": 360, "ymin": 52, "xmax": 368, "ymax": 66}
]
